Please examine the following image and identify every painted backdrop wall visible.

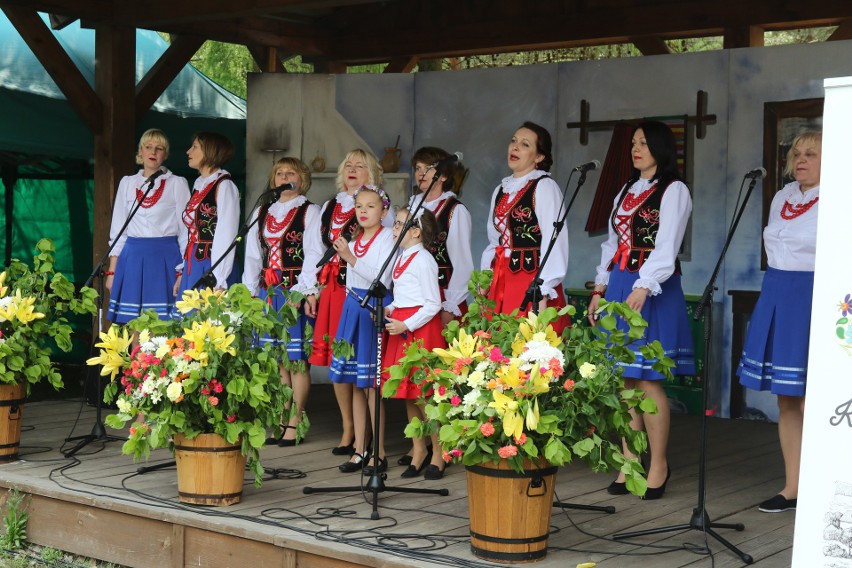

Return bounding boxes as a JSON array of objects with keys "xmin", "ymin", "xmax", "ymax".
[{"xmin": 246, "ymin": 40, "xmax": 852, "ymax": 418}]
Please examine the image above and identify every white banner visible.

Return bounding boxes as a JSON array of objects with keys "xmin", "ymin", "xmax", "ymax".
[{"xmin": 793, "ymin": 76, "xmax": 852, "ymax": 566}]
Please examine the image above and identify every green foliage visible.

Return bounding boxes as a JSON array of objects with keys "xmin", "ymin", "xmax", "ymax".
[
  {"xmin": 0, "ymin": 239, "xmax": 97, "ymax": 391},
  {"xmin": 39, "ymin": 546, "xmax": 63, "ymax": 563},
  {"xmin": 91, "ymin": 284, "xmax": 302, "ymax": 486},
  {"xmin": 0, "ymin": 490, "xmax": 28, "ymax": 550},
  {"xmin": 387, "ymin": 270, "xmax": 675, "ymax": 497}
]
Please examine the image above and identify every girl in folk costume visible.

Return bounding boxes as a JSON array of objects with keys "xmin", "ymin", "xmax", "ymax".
[
  {"xmin": 395, "ymin": 146, "xmax": 474, "ymax": 469},
  {"xmin": 382, "ymin": 208, "xmax": 448, "ymax": 480},
  {"xmin": 328, "ymin": 186, "xmax": 395, "ymax": 474},
  {"xmin": 481, "ymin": 121, "xmax": 570, "ymax": 333},
  {"xmin": 175, "ymin": 132, "xmax": 239, "ymax": 296},
  {"xmin": 299, "ymin": 149, "xmax": 394, "ymax": 456},
  {"xmin": 588, "ymin": 120, "xmax": 695, "ymax": 500},
  {"xmin": 737, "ymin": 131, "xmax": 821, "ymax": 514},
  {"xmin": 242, "ymin": 157, "xmax": 320, "ymax": 446},
  {"xmin": 107, "ymin": 129, "xmax": 189, "ymax": 323}
]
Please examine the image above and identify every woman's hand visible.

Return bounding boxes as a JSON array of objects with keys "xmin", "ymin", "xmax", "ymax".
[
  {"xmin": 587, "ymin": 294, "xmax": 601, "ymax": 326},
  {"xmin": 625, "ymin": 287, "xmax": 651, "ymax": 313},
  {"xmin": 333, "ymin": 236, "xmax": 355, "ymax": 265},
  {"xmin": 105, "ymin": 274, "xmax": 114, "ymax": 293},
  {"xmin": 304, "ymin": 294, "xmax": 318, "ymax": 318},
  {"xmin": 385, "ymin": 317, "xmax": 409, "ymax": 336},
  {"xmin": 173, "ymin": 274, "xmax": 182, "ymax": 298},
  {"xmin": 440, "ymin": 310, "xmax": 455, "ymax": 326}
]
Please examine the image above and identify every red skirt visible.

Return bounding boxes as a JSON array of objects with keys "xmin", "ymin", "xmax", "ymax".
[
  {"xmin": 487, "ymin": 260, "xmax": 570, "ymax": 335},
  {"xmin": 309, "ymin": 274, "xmax": 346, "ymax": 366},
  {"xmin": 382, "ymin": 306, "xmax": 446, "ymax": 399}
]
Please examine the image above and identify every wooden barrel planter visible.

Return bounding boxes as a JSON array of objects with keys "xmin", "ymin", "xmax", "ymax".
[
  {"xmin": 0, "ymin": 383, "xmax": 26, "ymax": 463},
  {"xmin": 173, "ymin": 433, "xmax": 247, "ymax": 506},
  {"xmin": 465, "ymin": 459, "xmax": 557, "ymax": 563}
]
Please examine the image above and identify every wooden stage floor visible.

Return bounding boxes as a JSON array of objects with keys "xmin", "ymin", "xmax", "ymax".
[{"xmin": 0, "ymin": 384, "xmax": 795, "ymax": 568}]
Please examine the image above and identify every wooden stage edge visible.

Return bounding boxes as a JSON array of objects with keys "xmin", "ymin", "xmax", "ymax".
[{"xmin": 0, "ymin": 392, "xmax": 796, "ymax": 568}]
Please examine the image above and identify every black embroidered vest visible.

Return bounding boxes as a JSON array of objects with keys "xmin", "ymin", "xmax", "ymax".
[
  {"xmin": 608, "ymin": 181, "xmax": 682, "ymax": 274},
  {"xmin": 186, "ymin": 174, "xmax": 231, "ymax": 261},
  {"xmin": 320, "ymin": 202, "xmax": 359, "ymax": 285},
  {"xmin": 427, "ymin": 196, "xmax": 460, "ymax": 291},
  {"xmin": 258, "ymin": 201, "xmax": 312, "ymax": 290},
  {"xmin": 492, "ymin": 177, "xmax": 543, "ymax": 273}
]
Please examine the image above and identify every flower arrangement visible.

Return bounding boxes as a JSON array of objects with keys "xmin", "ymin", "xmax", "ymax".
[
  {"xmin": 0, "ymin": 239, "xmax": 97, "ymax": 390},
  {"xmin": 88, "ymin": 285, "xmax": 303, "ymax": 485},
  {"xmin": 385, "ymin": 270, "xmax": 674, "ymax": 496}
]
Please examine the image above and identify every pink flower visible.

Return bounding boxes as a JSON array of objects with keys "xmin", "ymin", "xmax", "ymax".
[
  {"xmin": 160, "ymin": 368, "xmax": 168, "ymax": 377},
  {"xmin": 488, "ymin": 347, "xmax": 509, "ymax": 363},
  {"xmin": 450, "ymin": 449, "xmax": 463, "ymax": 458},
  {"xmin": 201, "ymin": 387, "xmax": 210, "ymax": 395},
  {"xmin": 226, "ymin": 415, "xmax": 237, "ymax": 423},
  {"xmin": 514, "ymin": 433, "xmax": 527, "ymax": 445},
  {"xmin": 208, "ymin": 396, "xmax": 219, "ymax": 406},
  {"xmin": 438, "ymin": 385, "xmax": 447, "ymax": 396},
  {"xmin": 450, "ymin": 395, "xmax": 462, "ymax": 406},
  {"xmin": 213, "ymin": 383, "xmax": 224, "ymax": 394},
  {"xmin": 480, "ymin": 422, "xmax": 496, "ymax": 437},
  {"xmin": 442, "ymin": 450, "xmax": 452, "ymax": 462},
  {"xmin": 129, "ymin": 426, "xmax": 137, "ymax": 436},
  {"xmin": 497, "ymin": 445, "xmax": 518, "ymax": 459},
  {"xmin": 563, "ymin": 379, "xmax": 575, "ymax": 391}
]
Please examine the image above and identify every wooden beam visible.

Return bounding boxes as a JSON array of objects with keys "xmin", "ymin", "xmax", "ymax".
[
  {"xmin": 828, "ymin": 18, "xmax": 852, "ymax": 41},
  {"xmin": 0, "ymin": 0, "xmax": 110, "ymax": 23},
  {"xmin": 135, "ymin": 34, "xmax": 205, "ymax": 121},
  {"xmin": 1, "ymin": 6, "xmax": 103, "ymax": 133},
  {"xmin": 629, "ymin": 36, "xmax": 671, "ymax": 56},
  {"xmin": 247, "ymin": 44, "xmax": 287, "ymax": 73},
  {"xmin": 312, "ymin": 60, "xmax": 346, "ymax": 73},
  {"xmin": 383, "ymin": 56, "xmax": 418, "ymax": 73},
  {"xmin": 92, "ymin": 24, "xmax": 136, "ymax": 269},
  {"xmin": 723, "ymin": 25, "xmax": 764, "ymax": 49}
]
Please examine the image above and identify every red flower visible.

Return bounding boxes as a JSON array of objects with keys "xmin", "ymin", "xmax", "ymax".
[
  {"xmin": 129, "ymin": 426, "xmax": 137, "ymax": 436},
  {"xmin": 450, "ymin": 395, "xmax": 462, "ymax": 406},
  {"xmin": 450, "ymin": 449, "xmax": 463, "ymax": 458},
  {"xmin": 497, "ymin": 445, "xmax": 518, "ymax": 459},
  {"xmin": 226, "ymin": 415, "xmax": 237, "ymax": 423},
  {"xmin": 563, "ymin": 379, "xmax": 575, "ymax": 391},
  {"xmin": 208, "ymin": 396, "xmax": 219, "ymax": 406},
  {"xmin": 438, "ymin": 385, "xmax": 447, "ymax": 396},
  {"xmin": 213, "ymin": 383, "xmax": 224, "ymax": 394},
  {"xmin": 480, "ymin": 422, "xmax": 495, "ymax": 437},
  {"xmin": 514, "ymin": 433, "xmax": 527, "ymax": 445}
]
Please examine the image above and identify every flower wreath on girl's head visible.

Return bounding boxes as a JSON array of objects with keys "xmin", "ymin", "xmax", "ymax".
[{"xmin": 354, "ymin": 184, "xmax": 391, "ymax": 208}]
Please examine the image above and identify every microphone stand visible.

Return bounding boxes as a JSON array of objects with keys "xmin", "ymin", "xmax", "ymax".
[
  {"xmin": 513, "ymin": 166, "xmax": 615, "ymax": 515},
  {"xmin": 303, "ymin": 171, "xmax": 449, "ymax": 520},
  {"xmin": 64, "ymin": 172, "xmax": 164, "ymax": 458},
  {"xmin": 613, "ymin": 175, "xmax": 759, "ymax": 565},
  {"xmin": 190, "ymin": 186, "xmax": 284, "ymax": 291}
]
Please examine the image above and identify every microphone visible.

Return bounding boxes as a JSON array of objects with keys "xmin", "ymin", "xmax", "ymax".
[
  {"xmin": 315, "ymin": 233, "xmax": 352, "ymax": 268},
  {"xmin": 573, "ymin": 160, "xmax": 601, "ymax": 172},
  {"xmin": 745, "ymin": 167, "xmax": 767, "ymax": 179},
  {"xmin": 146, "ymin": 168, "xmax": 165, "ymax": 184},
  {"xmin": 432, "ymin": 152, "xmax": 463, "ymax": 170},
  {"xmin": 262, "ymin": 182, "xmax": 296, "ymax": 203}
]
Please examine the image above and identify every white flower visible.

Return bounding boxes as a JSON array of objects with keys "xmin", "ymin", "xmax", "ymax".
[
  {"xmin": 166, "ymin": 382, "xmax": 183, "ymax": 402},
  {"xmin": 116, "ymin": 398, "xmax": 132, "ymax": 414},
  {"xmin": 517, "ymin": 340, "xmax": 564, "ymax": 368},
  {"xmin": 466, "ymin": 369, "xmax": 486, "ymax": 388},
  {"xmin": 579, "ymin": 362, "xmax": 597, "ymax": 379}
]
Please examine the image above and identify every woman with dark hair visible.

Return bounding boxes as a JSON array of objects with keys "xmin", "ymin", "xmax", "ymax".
[
  {"xmin": 588, "ymin": 120, "xmax": 695, "ymax": 500},
  {"xmin": 737, "ymin": 130, "xmax": 821, "ymax": 513},
  {"xmin": 176, "ymin": 131, "xmax": 239, "ymax": 295},
  {"xmin": 480, "ymin": 121, "xmax": 570, "ymax": 333}
]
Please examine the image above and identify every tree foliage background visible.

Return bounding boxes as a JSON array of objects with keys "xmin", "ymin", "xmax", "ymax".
[{"xmin": 177, "ymin": 27, "xmax": 836, "ymax": 99}]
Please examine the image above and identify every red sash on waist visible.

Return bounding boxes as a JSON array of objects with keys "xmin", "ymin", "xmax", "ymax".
[{"xmin": 611, "ymin": 243, "xmax": 631, "ymax": 271}]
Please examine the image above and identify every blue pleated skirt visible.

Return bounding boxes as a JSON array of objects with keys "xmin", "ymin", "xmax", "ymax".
[
  {"xmin": 328, "ymin": 288, "xmax": 388, "ymax": 389},
  {"xmin": 605, "ymin": 268, "xmax": 696, "ymax": 380},
  {"xmin": 177, "ymin": 243, "xmax": 240, "ymax": 298},
  {"xmin": 258, "ymin": 282, "xmax": 315, "ymax": 362},
  {"xmin": 737, "ymin": 268, "xmax": 813, "ymax": 397},
  {"xmin": 108, "ymin": 236, "xmax": 181, "ymax": 323}
]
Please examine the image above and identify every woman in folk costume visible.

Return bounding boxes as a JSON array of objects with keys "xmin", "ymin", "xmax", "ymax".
[
  {"xmin": 588, "ymin": 120, "xmax": 695, "ymax": 500},
  {"xmin": 480, "ymin": 121, "xmax": 570, "ymax": 333},
  {"xmin": 106, "ymin": 128, "xmax": 189, "ymax": 323},
  {"xmin": 298, "ymin": 149, "xmax": 394, "ymax": 456},
  {"xmin": 175, "ymin": 131, "xmax": 239, "ymax": 296},
  {"xmin": 243, "ymin": 157, "xmax": 320, "ymax": 446},
  {"xmin": 737, "ymin": 131, "xmax": 822, "ymax": 513}
]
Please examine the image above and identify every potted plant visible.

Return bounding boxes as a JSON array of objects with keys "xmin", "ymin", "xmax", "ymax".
[
  {"xmin": 0, "ymin": 239, "xmax": 97, "ymax": 461},
  {"xmin": 87, "ymin": 285, "xmax": 305, "ymax": 504},
  {"xmin": 385, "ymin": 270, "xmax": 673, "ymax": 561}
]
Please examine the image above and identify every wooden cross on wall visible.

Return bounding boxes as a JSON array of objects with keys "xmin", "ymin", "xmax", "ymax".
[{"xmin": 566, "ymin": 90, "xmax": 716, "ymax": 145}]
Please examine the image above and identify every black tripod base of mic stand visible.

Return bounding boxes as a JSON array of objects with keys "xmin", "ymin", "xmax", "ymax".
[
  {"xmin": 554, "ymin": 500, "xmax": 616, "ymax": 514},
  {"xmin": 63, "ymin": 420, "xmax": 125, "ymax": 458},
  {"xmin": 614, "ymin": 506, "xmax": 753, "ymax": 564},
  {"xmin": 304, "ymin": 473, "xmax": 449, "ymax": 520}
]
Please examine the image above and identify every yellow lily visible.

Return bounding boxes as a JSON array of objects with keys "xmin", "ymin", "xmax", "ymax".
[
  {"xmin": 86, "ymin": 326, "xmax": 132, "ymax": 381},
  {"xmin": 10, "ymin": 293, "xmax": 45, "ymax": 324},
  {"xmin": 489, "ymin": 390, "xmax": 523, "ymax": 439},
  {"xmin": 175, "ymin": 289, "xmax": 201, "ymax": 314},
  {"xmin": 0, "ymin": 271, "xmax": 7, "ymax": 296},
  {"xmin": 495, "ymin": 361, "xmax": 523, "ymax": 389},
  {"xmin": 432, "ymin": 328, "xmax": 483, "ymax": 367},
  {"xmin": 525, "ymin": 398, "xmax": 541, "ymax": 431}
]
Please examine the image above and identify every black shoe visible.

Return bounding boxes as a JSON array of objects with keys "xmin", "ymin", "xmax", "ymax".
[
  {"xmin": 400, "ymin": 449, "xmax": 432, "ymax": 478},
  {"xmin": 397, "ymin": 454, "xmax": 413, "ymax": 466},
  {"xmin": 338, "ymin": 452, "xmax": 367, "ymax": 473},
  {"xmin": 362, "ymin": 456, "xmax": 388, "ymax": 476},
  {"xmin": 607, "ymin": 480, "xmax": 629, "ymax": 495},
  {"xmin": 758, "ymin": 494, "xmax": 797, "ymax": 513},
  {"xmin": 265, "ymin": 424, "xmax": 287, "ymax": 446},
  {"xmin": 642, "ymin": 466, "xmax": 671, "ymax": 500},
  {"xmin": 331, "ymin": 443, "xmax": 355, "ymax": 456},
  {"xmin": 278, "ymin": 425, "xmax": 299, "ymax": 447},
  {"xmin": 423, "ymin": 463, "xmax": 446, "ymax": 480}
]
